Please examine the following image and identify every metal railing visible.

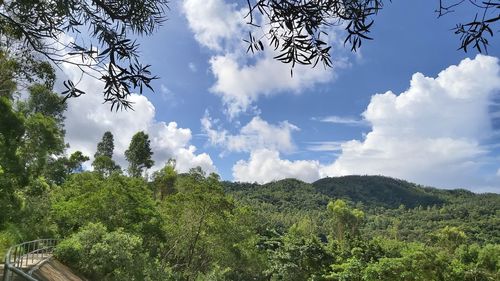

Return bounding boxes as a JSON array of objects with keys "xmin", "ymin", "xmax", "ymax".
[{"xmin": 2, "ymin": 239, "xmax": 57, "ymax": 281}]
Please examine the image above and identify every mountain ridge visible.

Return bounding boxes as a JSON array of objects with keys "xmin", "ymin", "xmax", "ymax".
[{"xmin": 224, "ymin": 175, "xmax": 496, "ymax": 210}]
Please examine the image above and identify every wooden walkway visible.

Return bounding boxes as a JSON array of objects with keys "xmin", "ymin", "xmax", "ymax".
[
  {"xmin": 3, "ymin": 256, "xmax": 87, "ymax": 281},
  {"xmin": 31, "ymin": 259, "xmax": 88, "ymax": 281},
  {"xmin": 3, "ymin": 253, "xmax": 54, "ymax": 281}
]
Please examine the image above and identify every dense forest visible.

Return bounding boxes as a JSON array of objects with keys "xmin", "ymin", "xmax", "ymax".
[{"xmin": 1, "ymin": 50, "xmax": 500, "ymax": 281}]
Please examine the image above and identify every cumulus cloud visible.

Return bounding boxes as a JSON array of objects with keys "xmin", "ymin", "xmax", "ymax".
[
  {"xmin": 59, "ymin": 56, "xmax": 216, "ymax": 174},
  {"xmin": 210, "ymin": 53, "xmax": 333, "ymax": 118},
  {"xmin": 201, "ymin": 113, "xmax": 299, "ymax": 153},
  {"xmin": 233, "ymin": 149, "xmax": 321, "ymax": 183},
  {"xmin": 319, "ymin": 55, "xmax": 500, "ymax": 190},
  {"xmin": 182, "ymin": 0, "xmax": 340, "ymax": 118},
  {"xmin": 182, "ymin": 0, "xmax": 245, "ymax": 51},
  {"xmin": 232, "ymin": 55, "xmax": 500, "ymax": 192}
]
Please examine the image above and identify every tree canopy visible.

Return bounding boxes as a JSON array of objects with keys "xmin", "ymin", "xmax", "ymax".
[{"xmin": 0, "ymin": 0, "xmax": 167, "ymax": 109}]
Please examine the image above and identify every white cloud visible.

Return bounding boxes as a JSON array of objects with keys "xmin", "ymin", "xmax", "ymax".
[
  {"xmin": 182, "ymin": 0, "xmax": 341, "ymax": 118},
  {"xmin": 59, "ymin": 57, "xmax": 216, "ymax": 175},
  {"xmin": 233, "ymin": 149, "xmax": 321, "ymax": 183},
  {"xmin": 148, "ymin": 121, "xmax": 215, "ymax": 173},
  {"xmin": 201, "ymin": 113, "xmax": 299, "ymax": 153},
  {"xmin": 182, "ymin": 0, "xmax": 245, "ymax": 51},
  {"xmin": 320, "ymin": 55, "xmax": 500, "ymax": 190},
  {"xmin": 210, "ymin": 53, "xmax": 333, "ymax": 118},
  {"xmin": 232, "ymin": 55, "xmax": 500, "ymax": 192},
  {"xmin": 313, "ymin": 115, "xmax": 367, "ymax": 126}
]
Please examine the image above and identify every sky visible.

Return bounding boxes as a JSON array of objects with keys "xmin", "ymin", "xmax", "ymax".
[{"xmin": 60, "ymin": 0, "xmax": 500, "ymax": 193}]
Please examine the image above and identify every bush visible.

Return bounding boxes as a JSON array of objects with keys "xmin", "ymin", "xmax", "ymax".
[
  {"xmin": 0, "ymin": 223, "xmax": 24, "ymax": 258},
  {"xmin": 55, "ymin": 222, "xmax": 150, "ymax": 281}
]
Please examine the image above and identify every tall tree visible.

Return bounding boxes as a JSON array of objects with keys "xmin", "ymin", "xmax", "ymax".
[
  {"xmin": 17, "ymin": 85, "xmax": 66, "ymax": 177},
  {"xmin": 95, "ymin": 132, "xmax": 115, "ymax": 159},
  {"xmin": 0, "ymin": 52, "xmax": 59, "ymax": 225},
  {"xmin": 92, "ymin": 131, "xmax": 120, "ymax": 176},
  {"xmin": 0, "ymin": 96, "xmax": 25, "ymax": 225},
  {"xmin": 125, "ymin": 131, "xmax": 154, "ymax": 177}
]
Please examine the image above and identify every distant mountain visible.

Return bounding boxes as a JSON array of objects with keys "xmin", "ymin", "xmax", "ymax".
[
  {"xmin": 224, "ymin": 175, "xmax": 483, "ymax": 210},
  {"xmin": 312, "ymin": 175, "xmax": 446, "ymax": 209}
]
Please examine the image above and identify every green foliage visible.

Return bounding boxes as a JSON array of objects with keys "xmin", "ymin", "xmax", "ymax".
[
  {"xmin": 45, "ymin": 151, "xmax": 90, "ymax": 185},
  {"xmin": 265, "ymin": 229, "xmax": 332, "ymax": 281},
  {"xmin": 22, "ymin": 84, "xmax": 67, "ymax": 124},
  {"xmin": 125, "ymin": 131, "xmax": 154, "ymax": 177},
  {"xmin": 0, "ymin": 49, "xmax": 55, "ymax": 95},
  {"xmin": 151, "ymin": 159, "xmax": 177, "ymax": 200},
  {"xmin": 477, "ymin": 244, "xmax": 500, "ymax": 273},
  {"xmin": 159, "ymin": 170, "xmax": 267, "ymax": 280},
  {"xmin": 0, "ymin": 53, "xmax": 72, "ymax": 254},
  {"xmin": 0, "ymin": 97, "xmax": 25, "ymax": 224},
  {"xmin": 0, "ymin": 97, "xmax": 25, "ymax": 176},
  {"xmin": 92, "ymin": 155, "xmax": 122, "ymax": 176},
  {"xmin": 51, "ymin": 172, "xmax": 162, "ymax": 238},
  {"xmin": 19, "ymin": 113, "xmax": 64, "ymax": 174},
  {"xmin": 17, "ymin": 176, "xmax": 58, "ymax": 240},
  {"xmin": 433, "ymin": 226, "xmax": 467, "ymax": 252},
  {"xmin": 363, "ymin": 243, "xmax": 441, "ymax": 281},
  {"xmin": 327, "ymin": 199, "xmax": 365, "ymax": 243},
  {"xmin": 327, "ymin": 255, "xmax": 365, "ymax": 281},
  {"xmin": 0, "ymin": 223, "xmax": 24, "ymax": 258},
  {"xmin": 55, "ymin": 222, "xmax": 155, "ymax": 281},
  {"xmin": 226, "ymin": 178, "xmax": 330, "ymax": 212},
  {"xmin": 160, "ymin": 171, "xmax": 234, "ymax": 278},
  {"xmin": 223, "ymin": 177, "xmax": 499, "ymax": 281},
  {"xmin": 17, "ymin": 85, "xmax": 66, "ymax": 178}
]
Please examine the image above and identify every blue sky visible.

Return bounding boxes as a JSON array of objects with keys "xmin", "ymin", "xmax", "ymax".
[{"xmin": 61, "ymin": 0, "xmax": 500, "ymax": 192}]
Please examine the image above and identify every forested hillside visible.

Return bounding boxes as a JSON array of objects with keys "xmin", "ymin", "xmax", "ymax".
[
  {"xmin": 225, "ymin": 177, "xmax": 500, "ymax": 244},
  {"xmin": 313, "ymin": 176, "xmax": 445, "ymax": 208}
]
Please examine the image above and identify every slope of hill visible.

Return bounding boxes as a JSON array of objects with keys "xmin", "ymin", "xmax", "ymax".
[
  {"xmin": 223, "ymin": 175, "xmax": 500, "ymax": 243},
  {"xmin": 224, "ymin": 179, "xmax": 329, "ymax": 211},
  {"xmin": 312, "ymin": 175, "xmax": 446, "ymax": 209},
  {"xmin": 224, "ymin": 175, "xmax": 448, "ymax": 210}
]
